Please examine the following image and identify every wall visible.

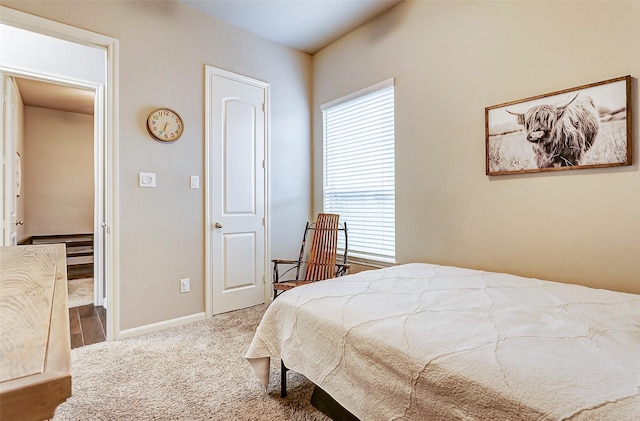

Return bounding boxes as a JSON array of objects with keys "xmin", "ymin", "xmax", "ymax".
[
  {"xmin": 313, "ymin": 1, "xmax": 640, "ymax": 294},
  {"xmin": 0, "ymin": 23, "xmax": 106, "ymax": 84},
  {"xmin": 23, "ymin": 106, "xmax": 94, "ymax": 237},
  {"xmin": 2, "ymin": 1, "xmax": 312, "ymax": 331}
]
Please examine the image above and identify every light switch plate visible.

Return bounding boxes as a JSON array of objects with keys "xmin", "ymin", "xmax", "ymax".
[
  {"xmin": 190, "ymin": 175, "xmax": 199, "ymax": 189},
  {"xmin": 139, "ymin": 172, "xmax": 156, "ymax": 188},
  {"xmin": 180, "ymin": 278, "xmax": 190, "ymax": 293}
]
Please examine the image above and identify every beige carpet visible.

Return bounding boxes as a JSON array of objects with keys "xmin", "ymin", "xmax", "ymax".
[
  {"xmin": 53, "ymin": 304, "xmax": 330, "ymax": 421},
  {"xmin": 67, "ymin": 277, "xmax": 94, "ymax": 308}
]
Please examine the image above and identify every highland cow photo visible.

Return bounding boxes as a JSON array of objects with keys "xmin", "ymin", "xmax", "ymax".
[{"xmin": 486, "ymin": 75, "xmax": 631, "ymax": 175}]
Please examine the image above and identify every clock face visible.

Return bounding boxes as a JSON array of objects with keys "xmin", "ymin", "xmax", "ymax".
[{"xmin": 147, "ymin": 108, "xmax": 183, "ymax": 142}]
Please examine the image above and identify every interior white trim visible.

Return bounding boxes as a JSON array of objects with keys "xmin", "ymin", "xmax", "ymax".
[
  {"xmin": 118, "ymin": 312, "xmax": 206, "ymax": 340},
  {"xmin": 0, "ymin": 6, "xmax": 121, "ymax": 341},
  {"xmin": 320, "ymin": 77, "xmax": 395, "ymax": 111}
]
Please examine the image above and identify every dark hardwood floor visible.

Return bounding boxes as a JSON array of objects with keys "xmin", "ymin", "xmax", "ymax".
[{"xmin": 69, "ymin": 304, "xmax": 106, "ymax": 349}]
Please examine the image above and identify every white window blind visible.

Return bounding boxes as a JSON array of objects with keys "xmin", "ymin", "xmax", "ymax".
[{"xmin": 322, "ymin": 79, "xmax": 395, "ymax": 262}]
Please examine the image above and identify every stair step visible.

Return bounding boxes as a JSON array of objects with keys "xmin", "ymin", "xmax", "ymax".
[
  {"xmin": 67, "ymin": 266, "xmax": 93, "ymax": 280},
  {"xmin": 67, "ymin": 255, "xmax": 93, "ymax": 266},
  {"xmin": 32, "ymin": 234, "xmax": 93, "ymax": 245},
  {"xmin": 28, "ymin": 234, "xmax": 94, "ymax": 280},
  {"xmin": 66, "ymin": 240, "xmax": 94, "ymax": 248},
  {"xmin": 66, "ymin": 246, "xmax": 93, "ymax": 256}
]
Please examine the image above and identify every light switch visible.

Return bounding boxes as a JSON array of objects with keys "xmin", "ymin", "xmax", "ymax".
[
  {"xmin": 139, "ymin": 172, "xmax": 156, "ymax": 188},
  {"xmin": 190, "ymin": 175, "xmax": 199, "ymax": 189}
]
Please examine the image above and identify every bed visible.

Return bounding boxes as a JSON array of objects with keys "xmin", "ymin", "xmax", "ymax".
[{"xmin": 245, "ymin": 263, "xmax": 640, "ymax": 420}]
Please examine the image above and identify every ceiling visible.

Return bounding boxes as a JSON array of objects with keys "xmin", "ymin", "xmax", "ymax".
[
  {"xmin": 16, "ymin": 0, "xmax": 402, "ymax": 114},
  {"xmin": 15, "ymin": 78, "xmax": 94, "ymax": 115},
  {"xmin": 180, "ymin": 0, "xmax": 403, "ymax": 54}
]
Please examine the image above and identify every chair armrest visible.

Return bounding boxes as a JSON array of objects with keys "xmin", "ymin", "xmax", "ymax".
[
  {"xmin": 272, "ymin": 259, "xmax": 299, "ymax": 264},
  {"xmin": 273, "ymin": 259, "xmax": 304, "ymax": 283}
]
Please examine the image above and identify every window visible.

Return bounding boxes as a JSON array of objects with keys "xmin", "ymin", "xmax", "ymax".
[{"xmin": 322, "ymin": 79, "xmax": 395, "ymax": 263}]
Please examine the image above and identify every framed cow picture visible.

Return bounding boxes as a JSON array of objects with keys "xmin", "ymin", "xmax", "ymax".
[{"xmin": 485, "ymin": 75, "xmax": 632, "ymax": 176}]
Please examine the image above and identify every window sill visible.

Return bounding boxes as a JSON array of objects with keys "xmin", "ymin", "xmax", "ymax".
[{"xmin": 342, "ymin": 254, "xmax": 395, "ymax": 269}]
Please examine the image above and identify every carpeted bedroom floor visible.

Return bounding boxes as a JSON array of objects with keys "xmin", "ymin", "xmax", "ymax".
[{"xmin": 53, "ymin": 304, "xmax": 330, "ymax": 421}]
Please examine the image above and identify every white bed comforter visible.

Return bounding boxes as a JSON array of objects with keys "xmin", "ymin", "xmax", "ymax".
[{"xmin": 246, "ymin": 263, "xmax": 640, "ymax": 420}]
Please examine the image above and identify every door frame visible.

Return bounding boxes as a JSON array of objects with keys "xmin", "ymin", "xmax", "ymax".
[
  {"xmin": 1, "ymin": 74, "xmax": 18, "ymax": 245},
  {"xmin": 0, "ymin": 6, "xmax": 120, "ymax": 340},
  {"xmin": 204, "ymin": 65, "xmax": 271, "ymax": 317}
]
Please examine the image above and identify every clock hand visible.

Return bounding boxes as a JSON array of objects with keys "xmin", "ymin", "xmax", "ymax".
[{"xmin": 159, "ymin": 122, "xmax": 168, "ymax": 135}]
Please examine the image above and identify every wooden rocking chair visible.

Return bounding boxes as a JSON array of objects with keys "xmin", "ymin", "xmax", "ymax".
[{"xmin": 272, "ymin": 213, "xmax": 349, "ymax": 298}]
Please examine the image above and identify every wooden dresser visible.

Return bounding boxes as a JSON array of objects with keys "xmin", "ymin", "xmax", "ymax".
[{"xmin": 0, "ymin": 244, "xmax": 72, "ymax": 421}]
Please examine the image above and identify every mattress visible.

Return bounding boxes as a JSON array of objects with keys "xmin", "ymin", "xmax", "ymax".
[{"xmin": 246, "ymin": 263, "xmax": 640, "ymax": 420}]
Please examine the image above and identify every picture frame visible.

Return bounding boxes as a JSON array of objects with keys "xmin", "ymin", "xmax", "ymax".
[{"xmin": 485, "ymin": 75, "xmax": 632, "ymax": 176}]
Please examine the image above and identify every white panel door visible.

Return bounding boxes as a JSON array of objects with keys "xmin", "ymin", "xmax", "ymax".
[
  {"xmin": 1, "ymin": 74, "xmax": 18, "ymax": 246},
  {"xmin": 208, "ymin": 68, "xmax": 267, "ymax": 315}
]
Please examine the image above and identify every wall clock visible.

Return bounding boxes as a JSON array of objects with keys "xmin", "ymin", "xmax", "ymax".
[{"xmin": 147, "ymin": 108, "xmax": 184, "ymax": 142}]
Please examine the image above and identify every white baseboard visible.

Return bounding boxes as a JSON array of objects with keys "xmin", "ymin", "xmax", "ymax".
[{"xmin": 117, "ymin": 312, "xmax": 206, "ymax": 340}]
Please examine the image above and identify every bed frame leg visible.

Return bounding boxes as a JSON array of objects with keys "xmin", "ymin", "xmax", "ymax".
[{"xmin": 280, "ymin": 359, "xmax": 288, "ymax": 398}]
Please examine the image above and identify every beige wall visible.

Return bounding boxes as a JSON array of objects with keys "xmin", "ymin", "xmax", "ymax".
[
  {"xmin": 3, "ymin": 1, "xmax": 313, "ymax": 331},
  {"xmin": 22, "ymin": 106, "xmax": 94, "ymax": 238},
  {"xmin": 313, "ymin": 1, "xmax": 640, "ymax": 294}
]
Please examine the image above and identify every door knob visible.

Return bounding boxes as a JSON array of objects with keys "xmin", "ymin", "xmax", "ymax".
[
  {"xmin": 16, "ymin": 220, "xmax": 24, "ymax": 226},
  {"xmin": 214, "ymin": 222, "xmax": 223, "ymax": 229}
]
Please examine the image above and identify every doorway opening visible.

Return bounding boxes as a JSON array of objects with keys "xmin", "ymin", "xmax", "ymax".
[
  {"xmin": 0, "ymin": 7, "xmax": 119, "ymax": 340},
  {"xmin": 4, "ymin": 74, "xmax": 105, "ymax": 346}
]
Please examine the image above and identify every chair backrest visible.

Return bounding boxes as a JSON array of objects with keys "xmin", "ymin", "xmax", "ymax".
[{"xmin": 301, "ymin": 213, "xmax": 345, "ymax": 281}]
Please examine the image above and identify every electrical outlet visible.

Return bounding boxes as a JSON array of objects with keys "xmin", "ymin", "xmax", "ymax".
[{"xmin": 180, "ymin": 278, "xmax": 190, "ymax": 293}]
